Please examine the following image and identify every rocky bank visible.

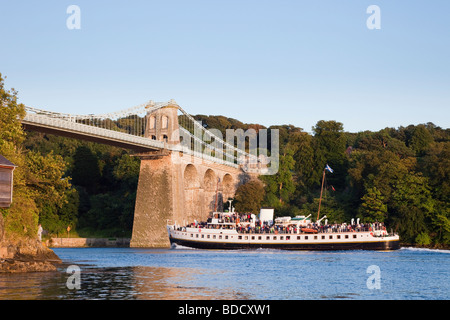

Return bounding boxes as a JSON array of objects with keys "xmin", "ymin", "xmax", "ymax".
[{"xmin": 0, "ymin": 214, "xmax": 61, "ymax": 273}]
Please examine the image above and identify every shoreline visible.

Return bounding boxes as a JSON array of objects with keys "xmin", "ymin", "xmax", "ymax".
[
  {"xmin": 48, "ymin": 237, "xmax": 130, "ymax": 248},
  {"xmin": 0, "ymin": 237, "xmax": 62, "ymax": 273}
]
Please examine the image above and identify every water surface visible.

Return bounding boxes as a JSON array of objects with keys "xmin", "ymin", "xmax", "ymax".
[{"xmin": 0, "ymin": 247, "xmax": 448, "ymax": 300}]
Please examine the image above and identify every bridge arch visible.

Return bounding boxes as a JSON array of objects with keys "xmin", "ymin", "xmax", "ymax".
[
  {"xmin": 222, "ymin": 173, "xmax": 235, "ymax": 201},
  {"xmin": 203, "ymin": 169, "xmax": 217, "ymax": 192},
  {"xmin": 183, "ymin": 164, "xmax": 200, "ymax": 223},
  {"xmin": 184, "ymin": 164, "xmax": 199, "ymax": 189}
]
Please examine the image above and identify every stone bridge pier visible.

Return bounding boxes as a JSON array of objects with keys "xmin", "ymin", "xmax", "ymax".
[{"xmin": 130, "ymin": 151, "xmax": 245, "ymax": 247}]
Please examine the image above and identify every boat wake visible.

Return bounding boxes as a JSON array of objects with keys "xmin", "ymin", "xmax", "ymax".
[
  {"xmin": 400, "ymin": 247, "xmax": 450, "ymax": 254},
  {"xmin": 171, "ymin": 244, "xmax": 197, "ymax": 250}
]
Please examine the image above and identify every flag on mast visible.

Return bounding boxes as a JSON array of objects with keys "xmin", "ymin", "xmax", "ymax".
[{"xmin": 325, "ymin": 164, "xmax": 334, "ymax": 173}]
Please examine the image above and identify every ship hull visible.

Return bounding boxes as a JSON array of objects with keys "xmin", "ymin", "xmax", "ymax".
[{"xmin": 169, "ymin": 235, "xmax": 400, "ymax": 251}]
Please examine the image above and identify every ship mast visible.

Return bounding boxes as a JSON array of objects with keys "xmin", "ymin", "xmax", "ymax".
[
  {"xmin": 317, "ymin": 169, "xmax": 326, "ymax": 221},
  {"xmin": 317, "ymin": 164, "xmax": 333, "ymax": 221},
  {"xmin": 214, "ymin": 178, "xmax": 220, "ymax": 212}
]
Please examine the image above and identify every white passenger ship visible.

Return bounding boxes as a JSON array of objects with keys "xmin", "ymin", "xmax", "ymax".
[{"xmin": 167, "ymin": 211, "xmax": 400, "ymax": 251}]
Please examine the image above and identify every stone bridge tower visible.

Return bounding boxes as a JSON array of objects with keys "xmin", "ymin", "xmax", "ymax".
[{"xmin": 144, "ymin": 99, "xmax": 180, "ymax": 145}]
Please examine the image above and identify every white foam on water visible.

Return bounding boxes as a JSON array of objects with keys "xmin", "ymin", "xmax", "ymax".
[{"xmin": 400, "ymin": 246, "xmax": 450, "ymax": 254}]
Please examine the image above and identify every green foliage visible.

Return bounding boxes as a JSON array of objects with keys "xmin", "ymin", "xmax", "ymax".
[
  {"xmin": 360, "ymin": 187, "xmax": 387, "ymax": 223},
  {"xmin": 260, "ymin": 148, "xmax": 295, "ymax": 209},
  {"xmin": 234, "ymin": 180, "xmax": 265, "ymax": 213},
  {"xmin": 0, "ymin": 74, "xmax": 72, "ymax": 238},
  {"xmin": 71, "ymin": 146, "xmax": 101, "ymax": 194},
  {"xmin": 415, "ymin": 232, "xmax": 432, "ymax": 246},
  {"xmin": 410, "ymin": 125, "xmax": 433, "ymax": 156},
  {"xmin": 63, "ymin": 149, "xmax": 139, "ymax": 237}
]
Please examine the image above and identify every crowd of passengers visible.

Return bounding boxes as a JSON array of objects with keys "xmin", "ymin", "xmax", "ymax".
[{"xmin": 182, "ymin": 213, "xmax": 387, "ymax": 235}]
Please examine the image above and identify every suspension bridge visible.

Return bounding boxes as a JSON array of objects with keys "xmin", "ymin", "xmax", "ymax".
[
  {"xmin": 20, "ymin": 99, "xmax": 274, "ymax": 247},
  {"xmin": 21, "ymin": 99, "xmax": 259, "ymax": 169}
]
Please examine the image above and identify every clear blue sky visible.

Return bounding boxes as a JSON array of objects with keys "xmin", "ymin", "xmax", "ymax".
[{"xmin": 1, "ymin": 0, "xmax": 449, "ymax": 132}]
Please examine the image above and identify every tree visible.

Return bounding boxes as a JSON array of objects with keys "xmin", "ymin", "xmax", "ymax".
[
  {"xmin": 312, "ymin": 120, "xmax": 346, "ymax": 162},
  {"xmin": 359, "ymin": 187, "xmax": 387, "ymax": 223},
  {"xmin": 113, "ymin": 154, "xmax": 140, "ymax": 189},
  {"xmin": 431, "ymin": 210, "xmax": 450, "ymax": 245},
  {"xmin": 0, "ymin": 74, "xmax": 72, "ymax": 238},
  {"xmin": 389, "ymin": 172, "xmax": 434, "ymax": 243},
  {"xmin": 234, "ymin": 180, "xmax": 265, "ymax": 213},
  {"xmin": 26, "ymin": 151, "xmax": 73, "ymax": 235},
  {"xmin": 71, "ymin": 145, "xmax": 101, "ymax": 194},
  {"xmin": 0, "ymin": 74, "xmax": 37, "ymax": 238},
  {"xmin": 410, "ymin": 125, "xmax": 433, "ymax": 156},
  {"xmin": 312, "ymin": 120, "xmax": 347, "ymax": 190},
  {"xmin": 292, "ymin": 132, "xmax": 316, "ymax": 193},
  {"xmin": 260, "ymin": 148, "xmax": 295, "ymax": 208},
  {"xmin": 420, "ymin": 141, "xmax": 450, "ymax": 202}
]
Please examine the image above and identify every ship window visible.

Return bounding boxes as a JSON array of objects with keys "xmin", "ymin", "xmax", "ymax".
[
  {"xmin": 286, "ymin": 236, "xmax": 290, "ymax": 240},
  {"xmin": 207, "ymin": 235, "xmax": 210, "ymax": 239},
  {"xmin": 322, "ymin": 236, "xmax": 325, "ymax": 240},
  {"xmin": 191, "ymin": 234, "xmax": 193, "ymax": 237},
  {"xmin": 201, "ymin": 234, "xmax": 204, "ymax": 238},
  {"xmin": 238, "ymin": 236, "xmax": 242, "ymax": 240},
  {"xmin": 280, "ymin": 236, "xmax": 284, "ymax": 240},
  {"xmin": 305, "ymin": 236, "xmax": 308, "ymax": 240},
  {"xmin": 251, "ymin": 236, "xmax": 255, "ymax": 240},
  {"xmin": 266, "ymin": 236, "xmax": 270, "ymax": 240},
  {"xmin": 345, "ymin": 235, "xmax": 349, "ymax": 239},
  {"xmin": 314, "ymin": 236, "xmax": 318, "ymax": 240},
  {"xmin": 213, "ymin": 235, "xmax": 216, "ymax": 239},
  {"xmin": 353, "ymin": 235, "xmax": 357, "ymax": 239},
  {"xmin": 219, "ymin": 235, "xmax": 222, "ymax": 239},
  {"xmin": 297, "ymin": 236, "xmax": 301, "ymax": 240},
  {"xmin": 329, "ymin": 235, "xmax": 333, "ymax": 239},
  {"xmin": 258, "ymin": 236, "xmax": 262, "ymax": 240},
  {"xmin": 273, "ymin": 236, "xmax": 277, "ymax": 240},
  {"xmin": 225, "ymin": 236, "xmax": 228, "ymax": 239},
  {"xmin": 196, "ymin": 234, "xmax": 199, "ymax": 238},
  {"xmin": 337, "ymin": 235, "xmax": 341, "ymax": 239},
  {"xmin": 245, "ymin": 236, "xmax": 248, "ymax": 240}
]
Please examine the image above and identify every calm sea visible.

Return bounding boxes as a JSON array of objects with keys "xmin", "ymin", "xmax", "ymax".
[{"xmin": 0, "ymin": 246, "xmax": 449, "ymax": 300}]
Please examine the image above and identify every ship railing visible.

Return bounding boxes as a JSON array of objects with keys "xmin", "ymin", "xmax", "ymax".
[{"xmin": 234, "ymin": 226, "xmax": 393, "ymax": 235}]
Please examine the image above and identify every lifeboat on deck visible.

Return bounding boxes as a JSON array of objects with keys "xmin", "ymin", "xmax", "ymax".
[{"xmin": 301, "ymin": 228, "xmax": 318, "ymax": 234}]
